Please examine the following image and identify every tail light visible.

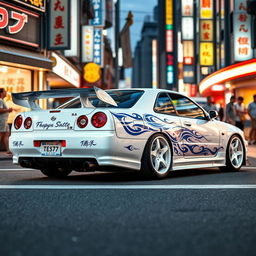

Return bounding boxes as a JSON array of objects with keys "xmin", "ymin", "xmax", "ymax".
[
  {"xmin": 91, "ymin": 112, "xmax": 107, "ymax": 128},
  {"xmin": 77, "ymin": 115, "xmax": 88, "ymax": 128},
  {"xmin": 24, "ymin": 117, "xmax": 32, "ymax": 129},
  {"xmin": 14, "ymin": 115, "xmax": 23, "ymax": 130}
]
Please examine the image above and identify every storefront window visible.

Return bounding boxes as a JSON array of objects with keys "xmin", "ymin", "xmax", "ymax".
[{"xmin": 0, "ymin": 65, "xmax": 32, "ymax": 124}]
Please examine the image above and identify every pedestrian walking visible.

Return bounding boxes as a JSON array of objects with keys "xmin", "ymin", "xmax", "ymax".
[
  {"xmin": 225, "ymin": 95, "xmax": 236, "ymax": 125},
  {"xmin": 0, "ymin": 88, "xmax": 13, "ymax": 155},
  {"xmin": 235, "ymin": 96, "xmax": 246, "ymax": 131},
  {"xmin": 248, "ymin": 94, "xmax": 256, "ymax": 145},
  {"xmin": 218, "ymin": 103, "xmax": 224, "ymax": 121},
  {"xmin": 204, "ymin": 96, "xmax": 217, "ymax": 113}
]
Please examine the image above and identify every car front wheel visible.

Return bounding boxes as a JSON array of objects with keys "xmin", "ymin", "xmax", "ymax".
[
  {"xmin": 141, "ymin": 134, "xmax": 172, "ymax": 179},
  {"xmin": 220, "ymin": 135, "xmax": 244, "ymax": 172}
]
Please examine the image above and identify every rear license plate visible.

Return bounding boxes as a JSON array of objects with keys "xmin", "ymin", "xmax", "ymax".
[{"xmin": 40, "ymin": 142, "xmax": 61, "ymax": 156}]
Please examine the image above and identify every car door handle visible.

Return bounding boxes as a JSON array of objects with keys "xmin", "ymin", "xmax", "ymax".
[{"xmin": 184, "ymin": 122, "xmax": 192, "ymax": 127}]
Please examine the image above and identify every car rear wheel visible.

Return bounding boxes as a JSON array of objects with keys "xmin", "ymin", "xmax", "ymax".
[
  {"xmin": 219, "ymin": 135, "xmax": 244, "ymax": 172},
  {"xmin": 141, "ymin": 134, "xmax": 172, "ymax": 179},
  {"xmin": 40, "ymin": 168, "xmax": 72, "ymax": 178}
]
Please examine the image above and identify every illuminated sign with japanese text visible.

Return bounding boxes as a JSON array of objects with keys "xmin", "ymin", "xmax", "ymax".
[
  {"xmin": 200, "ymin": 0, "xmax": 213, "ymax": 19},
  {"xmin": 90, "ymin": 0, "xmax": 106, "ymax": 27},
  {"xmin": 93, "ymin": 28, "xmax": 103, "ymax": 67},
  {"xmin": 48, "ymin": 0, "xmax": 71, "ymax": 50},
  {"xmin": 200, "ymin": 0, "xmax": 214, "ymax": 67},
  {"xmin": 166, "ymin": 0, "xmax": 173, "ymax": 27},
  {"xmin": 12, "ymin": 0, "xmax": 46, "ymax": 12},
  {"xmin": 152, "ymin": 40, "xmax": 158, "ymax": 89},
  {"xmin": 200, "ymin": 20, "xmax": 213, "ymax": 41},
  {"xmin": 182, "ymin": 17, "xmax": 193, "ymax": 40},
  {"xmin": 0, "ymin": 1, "xmax": 40, "ymax": 47},
  {"xmin": 166, "ymin": 30, "xmax": 173, "ymax": 52},
  {"xmin": 81, "ymin": 26, "xmax": 94, "ymax": 63},
  {"xmin": 234, "ymin": 0, "xmax": 253, "ymax": 61},
  {"xmin": 182, "ymin": 0, "xmax": 193, "ymax": 16},
  {"xmin": 200, "ymin": 42, "xmax": 213, "ymax": 66},
  {"xmin": 183, "ymin": 41, "xmax": 194, "ymax": 64},
  {"xmin": 166, "ymin": 0, "xmax": 173, "ymax": 86},
  {"xmin": 52, "ymin": 52, "xmax": 80, "ymax": 87}
]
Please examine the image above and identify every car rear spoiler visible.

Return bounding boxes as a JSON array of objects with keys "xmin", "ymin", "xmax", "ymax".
[{"xmin": 11, "ymin": 86, "xmax": 117, "ymax": 110}]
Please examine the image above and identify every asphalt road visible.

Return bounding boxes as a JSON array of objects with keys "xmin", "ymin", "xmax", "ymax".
[{"xmin": 1, "ymin": 161, "xmax": 256, "ymax": 256}]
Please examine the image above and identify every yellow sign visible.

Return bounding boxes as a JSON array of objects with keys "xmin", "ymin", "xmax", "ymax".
[
  {"xmin": 200, "ymin": 0, "xmax": 213, "ymax": 19},
  {"xmin": 200, "ymin": 42, "xmax": 213, "ymax": 66},
  {"xmin": 166, "ymin": 0, "xmax": 173, "ymax": 25},
  {"xmin": 83, "ymin": 63, "xmax": 101, "ymax": 83}
]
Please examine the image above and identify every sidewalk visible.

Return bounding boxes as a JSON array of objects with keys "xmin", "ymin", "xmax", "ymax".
[{"xmin": 0, "ymin": 145, "xmax": 256, "ymax": 166}]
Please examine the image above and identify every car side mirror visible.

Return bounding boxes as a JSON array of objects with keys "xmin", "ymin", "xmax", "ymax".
[{"xmin": 209, "ymin": 110, "xmax": 218, "ymax": 119}]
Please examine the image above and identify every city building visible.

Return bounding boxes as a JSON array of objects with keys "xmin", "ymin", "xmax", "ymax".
[{"xmin": 132, "ymin": 16, "xmax": 158, "ymax": 88}]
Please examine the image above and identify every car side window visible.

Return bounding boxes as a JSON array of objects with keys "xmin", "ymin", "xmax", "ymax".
[
  {"xmin": 169, "ymin": 93, "xmax": 206, "ymax": 119},
  {"xmin": 154, "ymin": 93, "xmax": 177, "ymax": 115}
]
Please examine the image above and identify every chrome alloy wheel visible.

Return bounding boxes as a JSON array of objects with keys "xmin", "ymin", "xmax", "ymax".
[
  {"xmin": 229, "ymin": 137, "xmax": 244, "ymax": 169},
  {"xmin": 150, "ymin": 136, "xmax": 171, "ymax": 174}
]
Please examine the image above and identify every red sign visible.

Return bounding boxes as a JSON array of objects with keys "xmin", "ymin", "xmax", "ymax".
[{"xmin": 0, "ymin": 1, "xmax": 40, "ymax": 47}]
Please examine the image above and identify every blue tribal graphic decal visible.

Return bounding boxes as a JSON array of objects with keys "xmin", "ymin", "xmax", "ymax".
[
  {"xmin": 111, "ymin": 113, "xmax": 173, "ymax": 136},
  {"xmin": 112, "ymin": 112, "xmax": 223, "ymax": 157}
]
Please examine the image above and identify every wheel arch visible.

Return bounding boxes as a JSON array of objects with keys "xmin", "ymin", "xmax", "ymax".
[{"xmin": 141, "ymin": 132, "xmax": 174, "ymax": 163}]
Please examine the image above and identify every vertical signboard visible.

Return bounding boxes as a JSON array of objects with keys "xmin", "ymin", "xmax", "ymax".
[
  {"xmin": 200, "ymin": 42, "xmax": 214, "ymax": 65},
  {"xmin": 64, "ymin": 0, "xmax": 78, "ymax": 57},
  {"xmin": 81, "ymin": 26, "xmax": 94, "ymax": 63},
  {"xmin": 182, "ymin": 17, "xmax": 194, "ymax": 40},
  {"xmin": 182, "ymin": 0, "xmax": 195, "ymax": 84},
  {"xmin": 200, "ymin": 0, "xmax": 214, "ymax": 67},
  {"xmin": 166, "ymin": 0, "xmax": 173, "ymax": 86},
  {"xmin": 90, "ymin": 0, "xmax": 106, "ymax": 27},
  {"xmin": 152, "ymin": 40, "xmax": 158, "ymax": 89},
  {"xmin": 200, "ymin": 0, "xmax": 213, "ymax": 19},
  {"xmin": 48, "ymin": 0, "xmax": 71, "ymax": 50},
  {"xmin": 182, "ymin": 0, "xmax": 193, "ymax": 16},
  {"xmin": 93, "ymin": 28, "xmax": 103, "ymax": 67},
  {"xmin": 234, "ymin": 0, "xmax": 253, "ymax": 61}
]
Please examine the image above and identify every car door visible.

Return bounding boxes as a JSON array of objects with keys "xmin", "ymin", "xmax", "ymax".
[
  {"xmin": 169, "ymin": 93, "xmax": 221, "ymax": 158},
  {"xmin": 153, "ymin": 92, "xmax": 184, "ymax": 161}
]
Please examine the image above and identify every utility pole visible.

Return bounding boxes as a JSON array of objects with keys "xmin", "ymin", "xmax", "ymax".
[{"xmin": 114, "ymin": 0, "xmax": 120, "ymax": 88}]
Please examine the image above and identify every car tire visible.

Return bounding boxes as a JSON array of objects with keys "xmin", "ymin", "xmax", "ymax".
[
  {"xmin": 141, "ymin": 134, "xmax": 172, "ymax": 179},
  {"xmin": 219, "ymin": 135, "xmax": 245, "ymax": 172},
  {"xmin": 40, "ymin": 168, "xmax": 72, "ymax": 178}
]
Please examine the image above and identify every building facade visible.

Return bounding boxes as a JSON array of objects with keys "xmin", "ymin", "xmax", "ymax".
[{"xmin": 132, "ymin": 19, "xmax": 158, "ymax": 88}]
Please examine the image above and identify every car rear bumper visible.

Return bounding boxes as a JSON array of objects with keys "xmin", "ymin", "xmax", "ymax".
[{"xmin": 10, "ymin": 130, "xmax": 143, "ymax": 171}]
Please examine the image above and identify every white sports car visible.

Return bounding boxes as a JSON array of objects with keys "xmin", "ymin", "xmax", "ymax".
[{"xmin": 10, "ymin": 88, "xmax": 247, "ymax": 179}]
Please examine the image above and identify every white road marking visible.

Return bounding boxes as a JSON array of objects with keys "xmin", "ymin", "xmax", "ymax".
[
  {"xmin": 0, "ymin": 185, "xmax": 256, "ymax": 190},
  {"xmin": 0, "ymin": 168, "xmax": 36, "ymax": 171}
]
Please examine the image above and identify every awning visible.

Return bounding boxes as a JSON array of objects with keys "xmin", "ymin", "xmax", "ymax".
[
  {"xmin": 199, "ymin": 58, "xmax": 256, "ymax": 96},
  {"xmin": 0, "ymin": 45, "xmax": 52, "ymax": 70}
]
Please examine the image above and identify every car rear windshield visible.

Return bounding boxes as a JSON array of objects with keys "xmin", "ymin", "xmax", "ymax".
[{"xmin": 59, "ymin": 90, "xmax": 144, "ymax": 109}]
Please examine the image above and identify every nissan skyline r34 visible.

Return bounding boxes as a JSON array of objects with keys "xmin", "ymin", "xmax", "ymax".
[{"xmin": 9, "ymin": 88, "xmax": 247, "ymax": 179}]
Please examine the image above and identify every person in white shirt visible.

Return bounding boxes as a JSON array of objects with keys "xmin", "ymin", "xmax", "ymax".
[
  {"xmin": 0, "ymin": 88, "xmax": 13, "ymax": 155},
  {"xmin": 235, "ymin": 96, "xmax": 246, "ymax": 131}
]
